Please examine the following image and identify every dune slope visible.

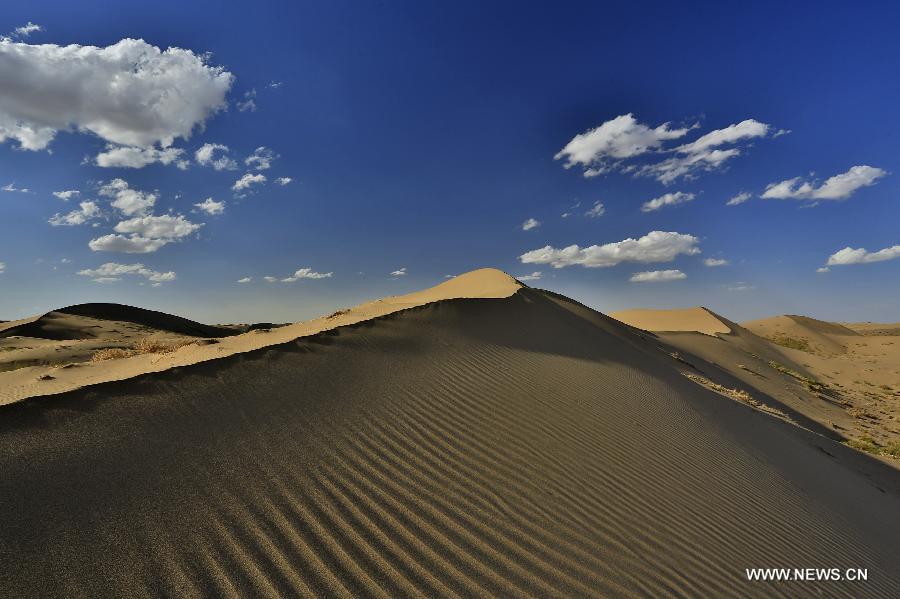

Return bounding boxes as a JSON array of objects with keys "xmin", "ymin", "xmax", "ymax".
[{"xmin": 1, "ymin": 286, "xmax": 899, "ymax": 597}]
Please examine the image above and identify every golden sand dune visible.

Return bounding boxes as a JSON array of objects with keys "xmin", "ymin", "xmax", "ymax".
[
  {"xmin": 1, "ymin": 271, "xmax": 899, "ymax": 597},
  {"xmin": 743, "ymin": 314, "xmax": 859, "ymax": 356},
  {"xmin": 609, "ymin": 306, "xmax": 731, "ymax": 336}
]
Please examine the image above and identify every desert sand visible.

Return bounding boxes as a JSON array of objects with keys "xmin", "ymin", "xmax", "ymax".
[{"xmin": 1, "ymin": 270, "xmax": 899, "ymax": 597}]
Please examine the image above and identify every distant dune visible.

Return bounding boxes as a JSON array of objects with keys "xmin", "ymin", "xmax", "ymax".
[
  {"xmin": 1, "ymin": 270, "xmax": 899, "ymax": 597},
  {"xmin": 609, "ymin": 306, "xmax": 732, "ymax": 336}
]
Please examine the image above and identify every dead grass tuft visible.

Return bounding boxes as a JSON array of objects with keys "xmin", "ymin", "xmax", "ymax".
[
  {"xmin": 683, "ymin": 372, "xmax": 790, "ymax": 420},
  {"xmin": 91, "ymin": 337, "xmax": 195, "ymax": 362}
]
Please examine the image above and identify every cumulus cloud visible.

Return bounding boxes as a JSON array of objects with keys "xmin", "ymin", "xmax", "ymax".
[
  {"xmin": 726, "ymin": 191, "xmax": 751, "ymax": 206},
  {"xmin": 522, "ymin": 218, "xmax": 540, "ymax": 231},
  {"xmin": 195, "ymin": 143, "xmax": 237, "ymax": 170},
  {"xmin": 390, "ymin": 267, "xmax": 407, "ymax": 277},
  {"xmin": 263, "ymin": 276, "xmax": 278, "ymax": 283},
  {"xmin": 275, "ymin": 177, "xmax": 293, "ymax": 186},
  {"xmin": 520, "ymin": 231, "xmax": 700, "ymax": 269},
  {"xmin": 629, "ymin": 269, "xmax": 687, "ymax": 283},
  {"xmin": 0, "ymin": 38, "xmax": 232, "ymax": 152},
  {"xmin": 761, "ymin": 165, "xmax": 887, "ymax": 201},
  {"xmin": 825, "ymin": 244, "xmax": 900, "ymax": 267},
  {"xmin": 245, "ymin": 146, "xmax": 277, "ymax": 170},
  {"xmin": 77, "ymin": 262, "xmax": 175, "ymax": 285},
  {"xmin": 99, "ymin": 178, "xmax": 156, "ymax": 216},
  {"xmin": 237, "ymin": 276, "xmax": 252, "ymax": 283},
  {"xmin": 194, "ymin": 197, "xmax": 224, "ymax": 215},
  {"xmin": 95, "ymin": 145, "xmax": 187, "ymax": 169},
  {"xmin": 232, "ymin": 173, "xmax": 266, "ymax": 193},
  {"xmin": 703, "ymin": 257, "xmax": 729, "ymax": 267},
  {"xmin": 556, "ymin": 114, "xmax": 778, "ymax": 184},
  {"xmin": 518, "ymin": 271, "xmax": 542, "ymax": 281},
  {"xmin": 53, "ymin": 190, "xmax": 80, "ymax": 201},
  {"xmin": 555, "ymin": 113, "xmax": 693, "ymax": 176},
  {"xmin": 12, "ymin": 22, "xmax": 42, "ymax": 38},
  {"xmin": 584, "ymin": 201, "xmax": 605, "ymax": 218},
  {"xmin": 49, "ymin": 201, "xmax": 101, "ymax": 226},
  {"xmin": 113, "ymin": 214, "xmax": 201, "ymax": 240},
  {"xmin": 88, "ymin": 234, "xmax": 167, "ymax": 254},
  {"xmin": 641, "ymin": 191, "xmax": 694, "ymax": 212},
  {"xmin": 281, "ymin": 267, "xmax": 333, "ymax": 282}
]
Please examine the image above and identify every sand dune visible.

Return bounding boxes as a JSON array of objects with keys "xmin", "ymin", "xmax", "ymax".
[
  {"xmin": 1, "ymin": 271, "xmax": 899, "ymax": 597},
  {"xmin": 743, "ymin": 314, "xmax": 859, "ymax": 356},
  {"xmin": 609, "ymin": 307, "xmax": 731, "ymax": 336}
]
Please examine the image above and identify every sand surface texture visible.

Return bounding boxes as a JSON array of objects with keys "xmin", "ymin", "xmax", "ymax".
[{"xmin": 2, "ymin": 270, "xmax": 899, "ymax": 597}]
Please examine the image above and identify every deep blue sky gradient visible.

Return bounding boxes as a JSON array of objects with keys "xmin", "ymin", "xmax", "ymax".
[{"xmin": 1, "ymin": 1, "xmax": 898, "ymax": 322}]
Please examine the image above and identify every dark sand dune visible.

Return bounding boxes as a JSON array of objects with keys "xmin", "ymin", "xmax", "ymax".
[
  {"xmin": 2, "ymin": 289, "xmax": 899, "ymax": 597},
  {"xmin": 0, "ymin": 303, "xmax": 240, "ymax": 341}
]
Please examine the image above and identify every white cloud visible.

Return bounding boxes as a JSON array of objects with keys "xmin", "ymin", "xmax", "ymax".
[
  {"xmin": 673, "ymin": 119, "xmax": 770, "ymax": 155},
  {"xmin": 99, "ymin": 178, "xmax": 156, "ymax": 216},
  {"xmin": 584, "ymin": 201, "xmax": 605, "ymax": 218},
  {"xmin": 703, "ymin": 257, "xmax": 729, "ymax": 267},
  {"xmin": 556, "ymin": 115, "xmax": 778, "ymax": 184},
  {"xmin": 13, "ymin": 22, "xmax": 42, "ymax": 38},
  {"xmin": 268, "ymin": 81, "xmax": 283, "ymax": 89},
  {"xmin": 53, "ymin": 190, "xmax": 80, "ymax": 201},
  {"xmin": 275, "ymin": 177, "xmax": 293, "ymax": 186},
  {"xmin": 194, "ymin": 197, "xmax": 225, "ymax": 215},
  {"xmin": 825, "ymin": 244, "xmax": 900, "ymax": 266},
  {"xmin": 727, "ymin": 283, "xmax": 755, "ymax": 292},
  {"xmin": 281, "ymin": 267, "xmax": 333, "ymax": 282},
  {"xmin": 762, "ymin": 166, "xmax": 887, "ymax": 201},
  {"xmin": 95, "ymin": 145, "xmax": 185, "ymax": 168},
  {"xmin": 237, "ymin": 276, "xmax": 252, "ymax": 283},
  {"xmin": 554, "ymin": 113, "xmax": 693, "ymax": 176},
  {"xmin": 816, "ymin": 267, "xmax": 830, "ymax": 273},
  {"xmin": 390, "ymin": 267, "xmax": 407, "ymax": 277},
  {"xmin": 0, "ymin": 261, "xmax": 5, "ymax": 274},
  {"xmin": 0, "ymin": 38, "xmax": 232, "ymax": 152},
  {"xmin": 639, "ymin": 119, "xmax": 772, "ymax": 184},
  {"xmin": 237, "ymin": 89, "xmax": 257, "ymax": 112},
  {"xmin": 630, "ymin": 269, "xmax": 687, "ymax": 283},
  {"xmin": 88, "ymin": 234, "xmax": 167, "ymax": 254},
  {"xmin": 2, "ymin": 183, "xmax": 30, "ymax": 193},
  {"xmin": 263, "ymin": 276, "xmax": 278, "ymax": 283},
  {"xmin": 518, "ymin": 271, "xmax": 542, "ymax": 281},
  {"xmin": 522, "ymin": 218, "xmax": 540, "ymax": 231},
  {"xmin": 232, "ymin": 173, "xmax": 266, "ymax": 193},
  {"xmin": 114, "ymin": 214, "xmax": 201, "ymax": 240},
  {"xmin": 520, "ymin": 231, "xmax": 700, "ymax": 269},
  {"xmin": 641, "ymin": 191, "xmax": 694, "ymax": 213},
  {"xmin": 77, "ymin": 262, "xmax": 176, "ymax": 284},
  {"xmin": 49, "ymin": 201, "xmax": 101, "ymax": 226},
  {"xmin": 245, "ymin": 146, "xmax": 277, "ymax": 170},
  {"xmin": 640, "ymin": 148, "xmax": 741, "ymax": 184},
  {"xmin": 726, "ymin": 191, "xmax": 751, "ymax": 206},
  {"xmin": 195, "ymin": 143, "xmax": 237, "ymax": 170}
]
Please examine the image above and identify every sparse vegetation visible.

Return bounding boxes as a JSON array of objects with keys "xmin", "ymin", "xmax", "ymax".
[
  {"xmin": 767, "ymin": 360, "xmax": 826, "ymax": 393},
  {"xmin": 327, "ymin": 309, "xmax": 350, "ymax": 319},
  {"xmin": 769, "ymin": 335, "xmax": 812, "ymax": 353},
  {"xmin": 844, "ymin": 435, "xmax": 900, "ymax": 459},
  {"xmin": 90, "ymin": 337, "xmax": 195, "ymax": 362},
  {"xmin": 683, "ymin": 372, "xmax": 790, "ymax": 420}
]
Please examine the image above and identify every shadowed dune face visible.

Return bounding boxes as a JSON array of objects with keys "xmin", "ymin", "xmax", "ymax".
[
  {"xmin": 0, "ymin": 303, "xmax": 241, "ymax": 340},
  {"xmin": 1, "ymin": 290, "xmax": 899, "ymax": 597}
]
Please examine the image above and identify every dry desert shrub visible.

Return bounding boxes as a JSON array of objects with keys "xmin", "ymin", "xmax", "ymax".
[{"xmin": 91, "ymin": 337, "xmax": 195, "ymax": 362}]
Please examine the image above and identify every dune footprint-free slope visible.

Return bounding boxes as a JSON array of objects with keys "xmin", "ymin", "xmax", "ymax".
[{"xmin": 1, "ymin": 285, "xmax": 899, "ymax": 597}]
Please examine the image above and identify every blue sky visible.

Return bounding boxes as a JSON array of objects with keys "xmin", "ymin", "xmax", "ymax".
[{"xmin": 1, "ymin": 1, "xmax": 898, "ymax": 323}]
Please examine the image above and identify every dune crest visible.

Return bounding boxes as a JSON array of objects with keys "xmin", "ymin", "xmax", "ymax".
[
  {"xmin": 0, "ymin": 268, "xmax": 521, "ymax": 405},
  {"xmin": 609, "ymin": 307, "xmax": 731, "ymax": 336}
]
